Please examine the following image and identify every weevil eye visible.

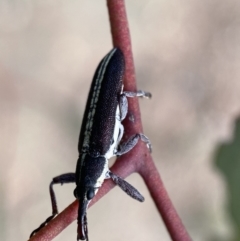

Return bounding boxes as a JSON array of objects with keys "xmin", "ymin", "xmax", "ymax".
[
  {"xmin": 73, "ymin": 188, "xmax": 78, "ymax": 199},
  {"xmin": 86, "ymin": 188, "xmax": 95, "ymax": 200}
]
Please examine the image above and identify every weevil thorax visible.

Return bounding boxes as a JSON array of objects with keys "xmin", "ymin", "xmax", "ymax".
[
  {"xmin": 74, "ymin": 153, "xmax": 109, "ymax": 200},
  {"xmin": 75, "ymin": 48, "xmax": 125, "ymax": 240}
]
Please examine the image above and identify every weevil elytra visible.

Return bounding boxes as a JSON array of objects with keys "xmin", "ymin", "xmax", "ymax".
[{"xmin": 30, "ymin": 48, "xmax": 151, "ymax": 241}]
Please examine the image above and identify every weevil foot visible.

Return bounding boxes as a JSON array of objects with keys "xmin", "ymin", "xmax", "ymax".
[{"xmin": 30, "ymin": 213, "xmax": 57, "ymax": 238}]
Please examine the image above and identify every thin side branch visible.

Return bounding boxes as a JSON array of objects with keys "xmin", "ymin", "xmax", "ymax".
[{"xmin": 139, "ymin": 159, "xmax": 192, "ymax": 241}]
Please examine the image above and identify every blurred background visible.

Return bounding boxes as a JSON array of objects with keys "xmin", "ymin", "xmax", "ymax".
[{"xmin": 1, "ymin": 0, "xmax": 240, "ymax": 241}]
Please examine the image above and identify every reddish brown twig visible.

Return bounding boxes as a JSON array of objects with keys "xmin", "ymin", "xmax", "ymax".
[{"xmin": 29, "ymin": 1, "xmax": 192, "ymax": 241}]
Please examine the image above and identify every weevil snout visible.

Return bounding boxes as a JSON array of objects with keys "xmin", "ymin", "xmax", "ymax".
[
  {"xmin": 74, "ymin": 186, "xmax": 95, "ymax": 241},
  {"xmin": 78, "ymin": 197, "xmax": 89, "ymax": 240}
]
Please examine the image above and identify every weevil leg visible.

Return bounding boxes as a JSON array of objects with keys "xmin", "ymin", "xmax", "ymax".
[
  {"xmin": 30, "ymin": 173, "xmax": 76, "ymax": 238},
  {"xmin": 119, "ymin": 90, "xmax": 152, "ymax": 121},
  {"xmin": 108, "ymin": 172, "xmax": 144, "ymax": 202},
  {"xmin": 123, "ymin": 90, "xmax": 152, "ymax": 99},
  {"xmin": 116, "ymin": 123, "xmax": 124, "ymax": 147},
  {"xmin": 119, "ymin": 94, "xmax": 128, "ymax": 121},
  {"xmin": 116, "ymin": 133, "xmax": 152, "ymax": 156}
]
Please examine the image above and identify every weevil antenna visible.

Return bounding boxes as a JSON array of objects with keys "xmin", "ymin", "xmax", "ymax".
[{"xmin": 108, "ymin": 172, "xmax": 144, "ymax": 202}]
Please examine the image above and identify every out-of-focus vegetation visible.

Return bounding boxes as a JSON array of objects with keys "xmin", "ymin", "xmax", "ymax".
[{"xmin": 216, "ymin": 118, "xmax": 240, "ymax": 241}]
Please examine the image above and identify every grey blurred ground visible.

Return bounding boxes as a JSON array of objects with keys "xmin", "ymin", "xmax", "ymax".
[{"xmin": 1, "ymin": 1, "xmax": 240, "ymax": 241}]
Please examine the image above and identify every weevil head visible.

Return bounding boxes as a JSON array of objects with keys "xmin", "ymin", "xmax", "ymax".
[
  {"xmin": 74, "ymin": 153, "xmax": 109, "ymax": 240},
  {"xmin": 74, "ymin": 184, "xmax": 96, "ymax": 240}
]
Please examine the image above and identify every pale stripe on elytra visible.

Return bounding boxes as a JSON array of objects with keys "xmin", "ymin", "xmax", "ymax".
[{"xmin": 82, "ymin": 49, "xmax": 117, "ymax": 149}]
